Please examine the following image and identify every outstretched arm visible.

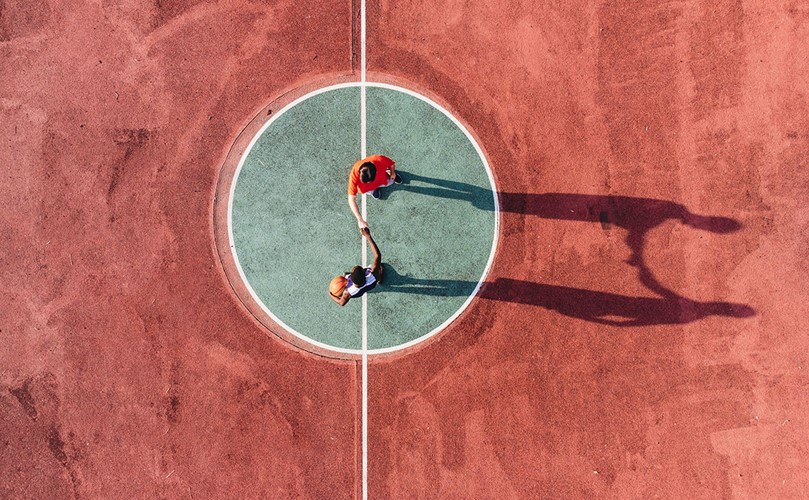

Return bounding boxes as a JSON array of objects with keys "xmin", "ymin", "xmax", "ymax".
[
  {"xmin": 330, "ymin": 290, "xmax": 350, "ymax": 306},
  {"xmin": 361, "ymin": 227, "xmax": 382, "ymax": 276},
  {"xmin": 348, "ymin": 194, "xmax": 368, "ymax": 229}
]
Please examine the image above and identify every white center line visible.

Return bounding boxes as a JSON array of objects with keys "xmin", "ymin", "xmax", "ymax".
[
  {"xmin": 361, "ymin": 0, "xmax": 366, "ymax": 83},
  {"xmin": 360, "ymin": 1, "xmax": 368, "ymax": 499}
]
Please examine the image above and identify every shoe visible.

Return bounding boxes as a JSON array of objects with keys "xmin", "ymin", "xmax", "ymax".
[
  {"xmin": 371, "ymin": 189, "xmax": 381, "ymax": 199},
  {"xmin": 393, "ymin": 172, "xmax": 403, "ymax": 184}
]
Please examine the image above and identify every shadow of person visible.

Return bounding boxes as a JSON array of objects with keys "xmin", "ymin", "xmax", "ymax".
[
  {"xmin": 386, "ymin": 171, "xmax": 496, "ymax": 211},
  {"xmin": 379, "ymin": 268, "xmax": 755, "ymax": 327},
  {"xmin": 479, "ymin": 278, "xmax": 755, "ymax": 327},
  {"xmin": 397, "ymin": 173, "xmax": 742, "ymax": 300},
  {"xmin": 499, "ymin": 193, "xmax": 742, "ymax": 299},
  {"xmin": 397, "ymin": 174, "xmax": 740, "ymax": 266},
  {"xmin": 379, "ymin": 263, "xmax": 477, "ymax": 297},
  {"xmin": 388, "ymin": 172, "xmax": 754, "ymax": 323}
]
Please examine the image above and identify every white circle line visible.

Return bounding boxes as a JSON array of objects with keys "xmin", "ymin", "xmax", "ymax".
[{"xmin": 227, "ymin": 81, "xmax": 500, "ymax": 355}]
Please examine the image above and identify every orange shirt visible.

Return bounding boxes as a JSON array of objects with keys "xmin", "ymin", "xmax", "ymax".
[{"xmin": 347, "ymin": 154, "xmax": 395, "ymax": 195}]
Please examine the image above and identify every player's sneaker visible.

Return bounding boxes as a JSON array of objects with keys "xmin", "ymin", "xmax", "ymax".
[{"xmin": 372, "ymin": 189, "xmax": 381, "ymax": 199}]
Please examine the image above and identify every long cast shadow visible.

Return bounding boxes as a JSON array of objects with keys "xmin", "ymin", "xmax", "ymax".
[
  {"xmin": 380, "ymin": 264, "xmax": 476, "ymax": 297},
  {"xmin": 479, "ymin": 278, "xmax": 755, "ymax": 327},
  {"xmin": 399, "ymin": 173, "xmax": 740, "ymax": 297},
  {"xmin": 389, "ymin": 172, "xmax": 755, "ymax": 324},
  {"xmin": 380, "ymin": 266, "xmax": 754, "ymax": 327}
]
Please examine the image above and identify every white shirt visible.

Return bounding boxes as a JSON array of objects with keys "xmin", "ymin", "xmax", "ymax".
[{"xmin": 346, "ymin": 268, "xmax": 377, "ymax": 297}]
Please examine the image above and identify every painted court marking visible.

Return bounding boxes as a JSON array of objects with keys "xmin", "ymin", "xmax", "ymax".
[
  {"xmin": 360, "ymin": 1, "xmax": 368, "ymax": 496},
  {"xmin": 220, "ymin": 3, "xmax": 498, "ymax": 497},
  {"xmin": 226, "ymin": 82, "xmax": 499, "ymax": 355}
]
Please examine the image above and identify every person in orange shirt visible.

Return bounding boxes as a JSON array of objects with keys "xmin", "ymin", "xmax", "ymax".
[{"xmin": 347, "ymin": 154, "xmax": 402, "ymax": 228}]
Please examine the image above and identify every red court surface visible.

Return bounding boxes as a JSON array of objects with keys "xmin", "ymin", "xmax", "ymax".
[{"xmin": 2, "ymin": 0, "xmax": 808, "ymax": 498}]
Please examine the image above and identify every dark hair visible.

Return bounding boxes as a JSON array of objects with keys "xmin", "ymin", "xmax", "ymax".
[
  {"xmin": 350, "ymin": 266, "xmax": 366, "ymax": 287},
  {"xmin": 359, "ymin": 162, "xmax": 376, "ymax": 183}
]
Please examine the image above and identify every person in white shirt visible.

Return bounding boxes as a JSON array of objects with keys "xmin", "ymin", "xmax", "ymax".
[{"xmin": 329, "ymin": 228, "xmax": 383, "ymax": 306}]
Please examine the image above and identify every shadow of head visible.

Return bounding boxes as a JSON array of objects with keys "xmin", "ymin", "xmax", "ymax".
[
  {"xmin": 683, "ymin": 214, "xmax": 743, "ymax": 233},
  {"xmin": 479, "ymin": 278, "xmax": 756, "ymax": 326},
  {"xmin": 702, "ymin": 301, "xmax": 756, "ymax": 318}
]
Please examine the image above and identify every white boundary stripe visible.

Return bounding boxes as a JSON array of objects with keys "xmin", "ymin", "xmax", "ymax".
[
  {"xmin": 360, "ymin": 0, "xmax": 368, "ymax": 497},
  {"xmin": 226, "ymin": 81, "xmax": 500, "ymax": 356}
]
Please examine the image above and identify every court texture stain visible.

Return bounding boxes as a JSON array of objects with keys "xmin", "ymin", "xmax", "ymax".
[{"xmin": 216, "ymin": 82, "xmax": 498, "ymax": 355}]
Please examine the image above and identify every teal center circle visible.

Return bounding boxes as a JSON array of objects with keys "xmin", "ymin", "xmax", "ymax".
[{"xmin": 230, "ymin": 83, "xmax": 497, "ymax": 353}]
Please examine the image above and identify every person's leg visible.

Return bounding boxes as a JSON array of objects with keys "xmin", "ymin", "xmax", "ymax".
[
  {"xmin": 372, "ymin": 176, "xmax": 394, "ymax": 199},
  {"xmin": 384, "ymin": 169, "xmax": 404, "ymax": 188}
]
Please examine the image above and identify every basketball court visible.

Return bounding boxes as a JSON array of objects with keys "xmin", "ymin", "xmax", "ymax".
[{"xmin": 2, "ymin": 0, "xmax": 808, "ymax": 498}]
